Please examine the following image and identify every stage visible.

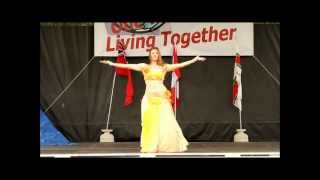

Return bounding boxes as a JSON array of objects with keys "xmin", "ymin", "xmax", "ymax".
[{"xmin": 40, "ymin": 142, "xmax": 280, "ymax": 158}]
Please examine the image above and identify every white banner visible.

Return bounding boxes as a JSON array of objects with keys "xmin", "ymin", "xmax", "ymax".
[{"xmin": 94, "ymin": 22, "xmax": 254, "ymax": 56}]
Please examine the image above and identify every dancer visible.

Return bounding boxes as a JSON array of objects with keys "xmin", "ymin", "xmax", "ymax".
[{"xmin": 100, "ymin": 47, "xmax": 206, "ymax": 152}]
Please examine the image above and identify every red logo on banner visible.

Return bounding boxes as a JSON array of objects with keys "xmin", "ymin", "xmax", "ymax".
[{"xmin": 107, "ymin": 22, "xmax": 164, "ymax": 35}]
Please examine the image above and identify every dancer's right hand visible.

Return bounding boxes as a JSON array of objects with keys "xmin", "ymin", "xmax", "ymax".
[{"xmin": 195, "ymin": 56, "xmax": 206, "ymax": 62}]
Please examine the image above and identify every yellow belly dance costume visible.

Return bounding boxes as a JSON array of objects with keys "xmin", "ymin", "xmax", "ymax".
[{"xmin": 140, "ymin": 67, "xmax": 188, "ymax": 153}]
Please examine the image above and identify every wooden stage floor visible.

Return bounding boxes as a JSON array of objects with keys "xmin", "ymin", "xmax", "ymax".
[{"xmin": 40, "ymin": 142, "xmax": 279, "ymax": 158}]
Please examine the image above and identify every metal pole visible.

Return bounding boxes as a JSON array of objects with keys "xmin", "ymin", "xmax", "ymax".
[
  {"xmin": 106, "ymin": 71, "xmax": 117, "ymax": 129},
  {"xmin": 252, "ymin": 55, "xmax": 280, "ymax": 86},
  {"xmin": 45, "ymin": 56, "xmax": 96, "ymax": 113},
  {"xmin": 174, "ymin": 81, "xmax": 177, "ymax": 117},
  {"xmin": 239, "ymin": 110, "xmax": 242, "ymax": 129}
]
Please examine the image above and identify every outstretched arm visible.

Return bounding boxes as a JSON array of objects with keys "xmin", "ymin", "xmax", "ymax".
[
  {"xmin": 165, "ymin": 56, "xmax": 206, "ymax": 72},
  {"xmin": 100, "ymin": 60, "xmax": 147, "ymax": 72}
]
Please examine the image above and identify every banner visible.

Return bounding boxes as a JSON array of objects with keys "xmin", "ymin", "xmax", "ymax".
[{"xmin": 94, "ymin": 22, "xmax": 254, "ymax": 56}]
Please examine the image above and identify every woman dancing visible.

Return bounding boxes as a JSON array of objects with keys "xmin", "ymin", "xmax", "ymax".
[{"xmin": 100, "ymin": 47, "xmax": 206, "ymax": 153}]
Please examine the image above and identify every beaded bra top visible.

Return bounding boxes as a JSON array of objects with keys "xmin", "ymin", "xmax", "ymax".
[{"xmin": 142, "ymin": 67, "xmax": 166, "ymax": 81}]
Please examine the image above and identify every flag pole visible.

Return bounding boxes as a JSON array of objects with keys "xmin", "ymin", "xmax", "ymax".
[
  {"xmin": 173, "ymin": 43, "xmax": 177, "ymax": 117},
  {"xmin": 234, "ymin": 41, "xmax": 242, "ymax": 130},
  {"xmin": 239, "ymin": 109, "xmax": 242, "ymax": 129},
  {"xmin": 100, "ymin": 68, "xmax": 117, "ymax": 142},
  {"xmin": 106, "ymin": 71, "xmax": 117, "ymax": 130},
  {"xmin": 233, "ymin": 50, "xmax": 249, "ymax": 142},
  {"xmin": 174, "ymin": 81, "xmax": 177, "ymax": 117},
  {"xmin": 234, "ymin": 107, "xmax": 248, "ymax": 142}
]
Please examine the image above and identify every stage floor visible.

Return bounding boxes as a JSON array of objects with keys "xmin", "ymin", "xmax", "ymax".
[{"xmin": 40, "ymin": 142, "xmax": 279, "ymax": 158}]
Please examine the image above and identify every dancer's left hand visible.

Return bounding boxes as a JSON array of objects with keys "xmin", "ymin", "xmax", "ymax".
[{"xmin": 196, "ymin": 56, "xmax": 206, "ymax": 62}]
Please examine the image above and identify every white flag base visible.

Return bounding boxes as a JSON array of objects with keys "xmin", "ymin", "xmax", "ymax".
[
  {"xmin": 100, "ymin": 129, "xmax": 114, "ymax": 142},
  {"xmin": 233, "ymin": 129, "xmax": 249, "ymax": 143}
]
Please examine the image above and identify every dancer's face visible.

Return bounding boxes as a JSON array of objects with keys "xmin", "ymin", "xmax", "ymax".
[{"xmin": 150, "ymin": 49, "xmax": 159, "ymax": 62}]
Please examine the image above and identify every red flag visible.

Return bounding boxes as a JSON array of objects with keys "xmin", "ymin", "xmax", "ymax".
[
  {"xmin": 171, "ymin": 46, "xmax": 181, "ymax": 108},
  {"xmin": 115, "ymin": 42, "xmax": 134, "ymax": 106},
  {"xmin": 115, "ymin": 42, "xmax": 128, "ymax": 76},
  {"xmin": 232, "ymin": 54, "xmax": 242, "ymax": 111}
]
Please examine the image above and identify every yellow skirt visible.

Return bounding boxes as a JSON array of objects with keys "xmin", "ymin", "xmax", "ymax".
[{"xmin": 140, "ymin": 92, "xmax": 188, "ymax": 153}]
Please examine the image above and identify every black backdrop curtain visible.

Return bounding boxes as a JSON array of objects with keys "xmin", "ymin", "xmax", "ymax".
[{"xmin": 40, "ymin": 23, "xmax": 280, "ymax": 142}]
